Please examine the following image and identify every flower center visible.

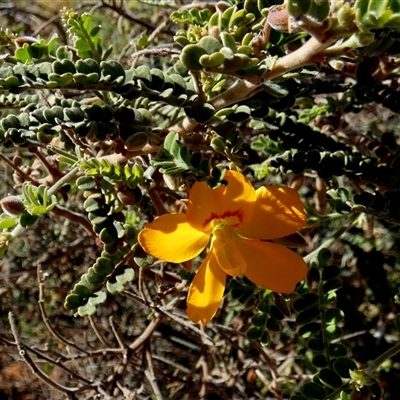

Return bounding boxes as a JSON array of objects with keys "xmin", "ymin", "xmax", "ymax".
[
  {"xmin": 203, "ymin": 209, "xmax": 244, "ymax": 232},
  {"xmin": 212, "ymin": 224, "xmax": 235, "ymax": 242},
  {"xmin": 210, "ymin": 225, "xmax": 247, "ymax": 276}
]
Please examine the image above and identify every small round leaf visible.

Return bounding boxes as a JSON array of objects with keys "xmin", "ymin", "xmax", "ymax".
[
  {"xmin": 293, "ymin": 293, "xmax": 319, "ymax": 312},
  {"xmin": 318, "ymin": 368, "xmax": 343, "ymax": 389},
  {"xmin": 301, "ymin": 382, "xmax": 326, "ymax": 400},
  {"xmin": 333, "ymin": 357, "xmax": 357, "ymax": 379},
  {"xmin": 247, "ymin": 326, "xmax": 264, "ymax": 340},
  {"xmin": 296, "ymin": 307, "xmax": 320, "ymax": 326}
]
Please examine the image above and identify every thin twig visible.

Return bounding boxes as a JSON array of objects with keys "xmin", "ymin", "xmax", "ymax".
[
  {"xmin": 0, "ymin": 153, "xmax": 38, "ymax": 184},
  {"xmin": 47, "ymin": 166, "xmax": 80, "ymax": 196},
  {"xmin": 148, "ymin": 187, "xmax": 168, "ymax": 215},
  {"xmin": 32, "ymin": 148, "xmax": 62, "ymax": 180},
  {"xmin": 37, "ymin": 266, "xmax": 89, "ymax": 355},
  {"xmin": 88, "ymin": 315, "xmax": 111, "ymax": 347},
  {"xmin": 109, "ymin": 316, "xmax": 127, "ymax": 350},
  {"xmin": 365, "ymin": 342, "xmax": 400, "ymax": 376},
  {"xmin": 144, "ymin": 345, "xmax": 164, "ymax": 400},
  {"xmin": 0, "ymin": 334, "xmax": 93, "ymax": 384},
  {"xmin": 8, "ymin": 312, "xmax": 94, "ymax": 396},
  {"xmin": 51, "ymin": 205, "xmax": 94, "ymax": 236}
]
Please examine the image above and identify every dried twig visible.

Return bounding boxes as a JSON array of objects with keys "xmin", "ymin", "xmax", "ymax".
[
  {"xmin": 37, "ymin": 266, "xmax": 89, "ymax": 355},
  {"xmin": 144, "ymin": 345, "xmax": 164, "ymax": 400},
  {"xmin": 8, "ymin": 312, "xmax": 94, "ymax": 397}
]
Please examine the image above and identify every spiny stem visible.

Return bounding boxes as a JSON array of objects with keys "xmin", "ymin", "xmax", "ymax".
[
  {"xmin": 170, "ymin": 34, "xmax": 339, "ymax": 136},
  {"xmin": 365, "ymin": 342, "xmax": 400, "ymax": 376},
  {"xmin": 48, "ymin": 166, "xmax": 79, "ymax": 196}
]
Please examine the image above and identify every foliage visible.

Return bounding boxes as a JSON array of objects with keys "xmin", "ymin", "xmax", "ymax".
[{"xmin": 0, "ymin": 0, "xmax": 400, "ymax": 399}]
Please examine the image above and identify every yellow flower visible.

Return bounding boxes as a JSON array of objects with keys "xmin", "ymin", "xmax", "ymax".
[{"xmin": 138, "ymin": 170, "xmax": 307, "ymax": 325}]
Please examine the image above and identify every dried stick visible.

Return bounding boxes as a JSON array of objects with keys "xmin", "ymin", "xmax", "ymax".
[
  {"xmin": 8, "ymin": 312, "xmax": 94, "ymax": 396},
  {"xmin": 88, "ymin": 315, "xmax": 111, "ymax": 347},
  {"xmin": 51, "ymin": 205, "xmax": 94, "ymax": 236},
  {"xmin": 148, "ymin": 187, "xmax": 168, "ymax": 215},
  {"xmin": 0, "ymin": 335, "xmax": 92, "ymax": 385},
  {"xmin": 109, "ymin": 316, "xmax": 126, "ymax": 350},
  {"xmin": 37, "ymin": 266, "xmax": 89, "ymax": 355},
  {"xmin": 32, "ymin": 147, "xmax": 62, "ymax": 180},
  {"xmin": 144, "ymin": 345, "xmax": 164, "ymax": 400},
  {"xmin": 107, "ymin": 312, "xmax": 165, "ymax": 390},
  {"xmin": 0, "ymin": 153, "xmax": 38, "ymax": 184},
  {"xmin": 170, "ymin": 35, "xmax": 338, "ymax": 136}
]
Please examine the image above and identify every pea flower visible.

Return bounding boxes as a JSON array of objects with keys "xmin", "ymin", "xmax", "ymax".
[{"xmin": 138, "ymin": 170, "xmax": 307, "ymax": 325}]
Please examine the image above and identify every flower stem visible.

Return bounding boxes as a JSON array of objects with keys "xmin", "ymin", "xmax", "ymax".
[{"xmin": 365, "ymin": 342, "xmax": 400, "ymax": 376}]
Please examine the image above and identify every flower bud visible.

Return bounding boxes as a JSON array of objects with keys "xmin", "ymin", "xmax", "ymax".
[{"xmin": 0, "ymin": 195, "xmax": 25, "ymax": 216}]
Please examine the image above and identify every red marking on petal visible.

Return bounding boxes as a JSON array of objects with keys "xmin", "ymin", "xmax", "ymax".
[{"xmin": 203, "ymin": 209, "xmax": 244, "ymax": 229}]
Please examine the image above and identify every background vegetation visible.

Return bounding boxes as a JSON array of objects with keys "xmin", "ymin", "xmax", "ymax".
[{"xmin": 0, "ymin": 0, "xmax": 400, "ymax": 399}]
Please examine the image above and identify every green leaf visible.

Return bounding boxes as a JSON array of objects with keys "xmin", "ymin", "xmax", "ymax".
[
  {"xmin": 355, "ymin": 0, "xmax": 369, "ymax": 21},
  {"xmin": 251, "ymin": 313, "xmax": 268, "ymax": 327},
  {"xmin": 287, "ymin": 0, "xmax": 312, "ymax": 17},
  {"xmin": 90, "ymin": 26, "xmax": 101, "ymax": 37},
  {"xmin": 93, "ymin": 257, "xmax": 114, "ymax": 276},
  {"xmin": 88, "ymin": 290, "xmax": 107, "ymax": 306},
  {"xmin": 15, "ymin": 44, "xmax": 32, "ymax": 63},
  {"xmin": 19, "ymin": 212, "xmax": 39, "ymax": 228},
  {"xmin": 262, "ymin": 81, "xmax": 289, "ymax": 98},
  {"xmin": 317, "ymin": 248, "xmax": 331, "ymax": 268},
  {"xmin": 308, "ymin": 0, "xmax": 330, "ymax": 23},
  {"xmin": 179, "ymin": 44, "xmax": 208, "ymax": 71},
  {"xmin": 329, "ymin": 343, "xmax": 347, "ymax": 358},
  {"xmin": 293, "ymin": 293, "xmax": 319, "ymax": 312},
  {"xmin": 0, "ymin": 215, "xmax": 17, "ymax": 229},
  {"xmin": 246, "ymin": 326, "xmax": 264, "ymax": 340},
  {"xmin": 107, "ymin": 279, "xmax": 125, "ymax": 294},
  {"xmin": 136, "ymin": 33, "xmax": 148, "ymax": 51},
  {"xmin": 296, "ymin": 307, "xmax": 320, "ymax": 325},
  {"xmin": 30, "ymin": 205, "xmax": 48, "ymax": 215},
  {"xmin": 325, "ymin": 325, "xmax": 342, "ymax": 341},
  {"xmin": 72, "ymin": 283, "xmax": 92, "ymax": 298},
  {"xmin": 322, "ymin": 279, "xmax": 342, "ymax": 294},
  {"xmin": 325, "ymin": 308, "xmax": 344, "ymax": 325},
  {"xmin": 298, "ymin": 322, "xmax": 321, "ymax": 338},
  {"xmin": 101, "ymin": 60, "xmax": 125, "ymax": 82},
  {"xmin": 307, "ymin": 338, "xmax": 325, "ymax": 352},
  {"xmin": 368, "ymin": 0, "xmax": 389, "ymax": 16},
  {"xmin": 321, "ymin": 265, "xmax": 340, "ymax": 281},
  {"xmin": 116, "ymin": 267, "xmax": 135, "ymax": 285},
  {"xmin": 77, "ymin": 302, "xmax": 96, "ymax": 317},
  {"xmin": 333, "ymin": 357, "xmax": 357, "ymax": 379},
  {"xmin": 301, "ymin": 382, "xmax": 326, "ymax": 400},
  {"xmin": 64, "ymin": 294, "xmax": 85, "ymax": 310},
  {"xmin": 76, "ymin": 176, "xmax": 97, "ymax": 190},
  {"xmin": 318, "ymin": 368, "xmax": 342, "ymax": 389}
]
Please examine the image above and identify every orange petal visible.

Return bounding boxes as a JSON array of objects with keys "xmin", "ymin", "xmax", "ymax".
[
  {"xmin": 187, "ymin": 251, "xmax": 226, "ymax": 325},
  {"xmin": 138, "ymin": 213, "xmax": 210, "ymax": 263},
  {"xmin": 235, "ymin": 239, "xmax": 307, "ymax": 293},
  {"xmin": 186, "ymin": 170, "xmax": 256, "ymax": 234},
  {"xmin": 236, "ymin": 186, "xmax": 307, "ymax": 240},
  {"xmin": 213, "ymin": 236, "xmax": 247, "ymax": 276}
]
